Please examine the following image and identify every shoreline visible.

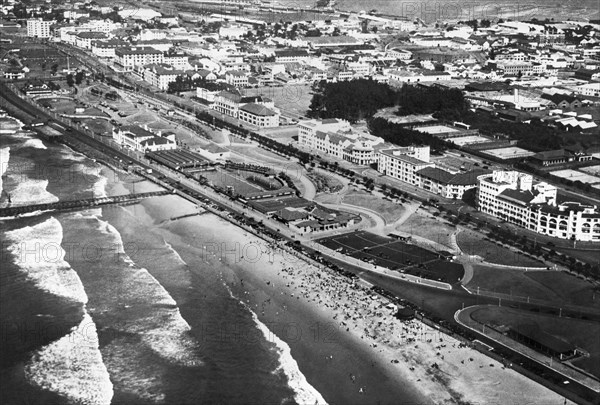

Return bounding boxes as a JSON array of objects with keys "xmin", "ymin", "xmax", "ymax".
[{"xmin": 125, "ymin": 179, "xmax": 573, "ymax": 404}]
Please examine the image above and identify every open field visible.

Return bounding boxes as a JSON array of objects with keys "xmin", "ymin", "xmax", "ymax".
[
  {"xmin": 457, "ymin": 230, "xmax": 544, "ymax": 267},
  {"xmin": 470, "ymin": 306, "xmax": 600, "ymax": 379},
  {"xmin": 241, "ymin": 84, "xmax": 312, "ymax": 119},
  {"xmin": 396, "ymin": 211, "xmax": 456, "ymax": 249},
  {"xmin": 343, "ymin": 190, "xmax": 406, "ymax": 224},
  {"xmin": 466, "ymin": 265, "xmax": 600, "ymax": 309}
]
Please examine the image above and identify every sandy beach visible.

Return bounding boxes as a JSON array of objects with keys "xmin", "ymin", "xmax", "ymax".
[{"xmin": 199, "ymin": 212, "xmax": 574, "ymax": 405}]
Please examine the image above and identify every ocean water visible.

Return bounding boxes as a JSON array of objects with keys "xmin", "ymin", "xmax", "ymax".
[
  {"xmin": 0, "ymin": 115, "xmax": 429, "ymax": 404},
  {"xmin": 275, "ymin": 0, "xmax": 600, "ymax": 21}
]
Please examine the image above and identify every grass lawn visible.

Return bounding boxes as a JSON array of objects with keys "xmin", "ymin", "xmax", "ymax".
[
  {"xmin": 457, "ymin": 229, "xmax": 544, "ymax": 267},
  {"xmin": 470, "ymin": 306, "xmax": 600, "ymax": 379},
  {"xmin": 396, "ymin": 211, "xmax": 456, "ymax": 249},
  {"xmin": 466, "ymin": 265, "xmax": 600, "ymax": 309},
  {"xmin": 343, "ymin": 190, "xmax": 406, "ymax": 224}
]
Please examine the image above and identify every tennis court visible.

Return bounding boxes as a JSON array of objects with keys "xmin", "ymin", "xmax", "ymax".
[{"xmin": 318, "ymin": 231, "xmax": 438, "ymax": 269}]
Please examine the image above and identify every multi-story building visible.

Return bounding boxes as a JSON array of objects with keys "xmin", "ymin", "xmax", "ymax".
[
  {"xmin": 377, "ymin": 147, "xmax": 434, "ymax": 185},
  {"xmin": 91, "ymin": 38, "xmax": 129, "ymax": 58},
  {"xmin": 75, "ymin": 31, "xmax": 108, "ymax": 50},
  {"xmin": 298, "ymin": 118, "xmax": 352, "ymax": 146},
  {"xmin": 238, "ymin": 103, "xmax": 280, "ymax": 128},
  {"xmin": 139, "ymin": 64, "xmax": 184, "ymax": 91},
  {"xmin": 212, "ymin": 92, "xmax": 273, "ymax": 118},
  {"xmin": 27, "ymin": 19, "xmax": 52, "ymax": 38},
  {"xmin": 115, "ymin": 47, "xmax": 164, "ymax": 71},
  {"xmin": 477, "ymin": 170, "xmax": 600, "ymax": 242}
]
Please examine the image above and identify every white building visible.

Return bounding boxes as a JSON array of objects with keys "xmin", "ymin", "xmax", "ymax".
[
  {"xmin": 139, "ymin": 64, "xmax": 184, "ymax": 91},
  {"xmin": 112, "ymin": 125, "xmax": 176, "ymax": 152},
  {"xmin": 115, "ymin": 47, "xmax": 164, "ymax": 71},
  {"xmin": 477, "ymin": 171, "xmax": 600, "ymax": 242},
  {"xmin": 238, "ymin": 103, "xmax": 280, "ymax": 128},
  {"xmin": 298, "ymin": 118, "xmax": 352, "ymax": 145},
  {"xmin": 225, "ymin": 70, "xmax": 249, "ymax": 87},
  {"xmin": 27, "ymin": 19, "xmax": 52, "ymax": 38},
  {"xmin": 377, "ymin": 147, "xmax": 434, "ymax": 185},
  {"xmin": 212, "ymin": 92, "xmax": 274, "ymax": 118}
]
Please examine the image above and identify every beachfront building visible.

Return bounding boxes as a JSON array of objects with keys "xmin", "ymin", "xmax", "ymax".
[
  {"xmin": 476, "ymin": 170, "xmax": 600, "ymax": 242},
  {"xmin": 377, "ymin": 146, "xmax": 487, "ymax": 199},
  {"xmin": 112, "ymin": 125, "xmax": 176, "ymax": 153},
  {"xmin": 298, "ymin": 118, "xmax": 385, "ymax": 165}
]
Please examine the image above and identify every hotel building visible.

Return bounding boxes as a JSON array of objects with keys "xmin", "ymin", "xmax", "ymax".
[{"xmin": 477, "ymin": 171, "xmax": 600, "ymax": 242}]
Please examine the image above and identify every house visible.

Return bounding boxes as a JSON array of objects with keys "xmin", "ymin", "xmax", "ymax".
[
  {"xmin": 196, "ymin": 143, "xmax": 230, "ymax": 162},
  {"xmin": 3, "ymin": 66, "xmax": 27, "ymax": 80},
  {"xmin": 225, "ymin": 70, "xmax": 249, "ymax": 87}
]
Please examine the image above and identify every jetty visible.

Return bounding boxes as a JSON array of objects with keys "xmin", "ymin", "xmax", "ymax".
[{"xmin": 0, "ymin": 191, "xmax": 170, "ymax": 217}]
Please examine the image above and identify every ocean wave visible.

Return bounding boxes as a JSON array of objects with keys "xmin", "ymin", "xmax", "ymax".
[
  {"xmin": 4, "ymin": 217, "xmax": 88, "ymax": 304},
  {"xmin": 249, "ymin": 309, "xmax": 328, "ymax": 405},
  {"xmin": 163, "ymin": 238, "xmax": 187, "ymax": 265},
  {"xmin": 226, "ymin": 285, "xmax": 327, "ymax": 405},
  {"xmin": 95, "ymin": 217, "xmax": 204, "ymax": 368},
  {"xmin": 6, "ymin": 176, "xmax": 59, "ymax": 206},
  {"xmin": 24, "ymin": 312, "xmax": 114, "ymax": 405},
  {"xmin": 1, "ymin": 146, "xmax": 9, "ymax": 196}
]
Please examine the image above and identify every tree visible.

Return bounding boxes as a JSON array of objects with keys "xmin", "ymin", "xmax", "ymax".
[
  {"xmin": 75, "ymin": 71, "xmax": 85, "ymax": 85},
  {"xmin": 66, "ymin": 73, "xmax": 74, "ymax": 87}
]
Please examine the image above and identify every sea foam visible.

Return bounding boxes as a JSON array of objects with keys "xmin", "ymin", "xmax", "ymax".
[
  {"xmin": 227, "ymin": 285, "xmax": 328, "ymax": 405},
  {"xmin": 24, "ymin": 312, "xmax": 114, "ymax": 405},
  {"xmin": 4, "ymin": 217, "xmax": 113, "ymax": 404}
]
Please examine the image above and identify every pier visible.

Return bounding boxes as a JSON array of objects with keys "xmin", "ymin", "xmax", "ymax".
[{"xmin": 0, "ymin": 191, "xmax": 171, "ymax": 217}]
